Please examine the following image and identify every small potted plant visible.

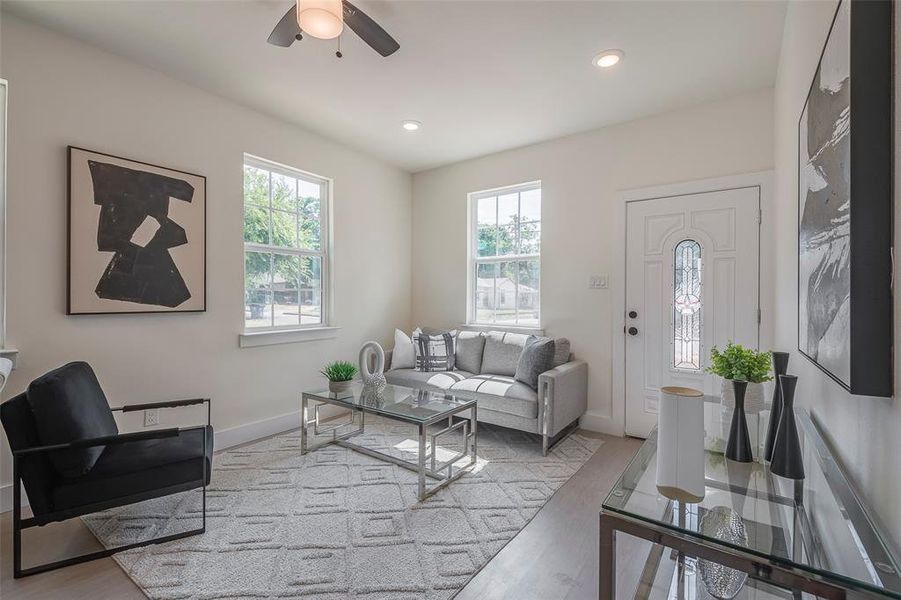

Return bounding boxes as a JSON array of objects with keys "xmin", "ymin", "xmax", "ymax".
[
  {"xmin": 321, "ymin": 361, "xmax": 358, "ymax": 394},
  {"xmin": 707, "ymin": 342, "xmax": 772, "ymax": 413}
]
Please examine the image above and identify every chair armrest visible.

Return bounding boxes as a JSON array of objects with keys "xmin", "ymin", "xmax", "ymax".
[
  {"xmin": 538, "ymin": 360, "xmax": 588, "ymax": 438},
  {"xmin": 111, "ymin": 398, "xmax": 209, "ymax": 413},
  {"xmin": 12, "ymin": 426, "xmax": 206, "ymax": 456}
]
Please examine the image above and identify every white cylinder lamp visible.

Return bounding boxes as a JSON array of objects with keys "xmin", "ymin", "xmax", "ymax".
[{"xmin": 656, "ymin": 386, "xmax": 706, "ymax": 503}]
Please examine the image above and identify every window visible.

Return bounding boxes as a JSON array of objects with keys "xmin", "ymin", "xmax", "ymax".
[
  {"xmin": 673, "ymin": 239, "xmax": 702, "ymax": 370},
  {"xmin": 469, "ymin": 182, "xmax": 541, "ymax": 326},
  {"xmin": 243, "ymin": 155, "xmax": 329, "ymax": 331}
]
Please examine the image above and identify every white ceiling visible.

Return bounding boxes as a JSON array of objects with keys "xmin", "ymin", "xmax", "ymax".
[{"xmin": 3, "ymin": 0, "xmax": 786, "ymax": 172}]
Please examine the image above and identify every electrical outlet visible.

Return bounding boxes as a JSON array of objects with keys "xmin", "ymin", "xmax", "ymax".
[
  {"xmin": 143, "ymin": 409, "xmax": 160, "ymax": 427},
  {"xmin": 589, "ymin": 275, "xmax": 609, "ymax": 289}
]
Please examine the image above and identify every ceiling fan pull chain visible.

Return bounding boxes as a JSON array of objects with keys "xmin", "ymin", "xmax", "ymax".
[{"xmin": 336, "ymin": 34, "xmax": 343, "ymax": 59}]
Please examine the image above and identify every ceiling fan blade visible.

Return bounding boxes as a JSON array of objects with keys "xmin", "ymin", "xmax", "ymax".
[
  {"xmin": 342, "ymin": 0, "xmax": 399, "ymax": 57},
  {"xmin": 268, "ymin": 5, "xmax": 301, "ymax": 47}
]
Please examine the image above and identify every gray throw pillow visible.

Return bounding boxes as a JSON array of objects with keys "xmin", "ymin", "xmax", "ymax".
[
  {"xmin": 481, "ymin": 331, "xmax": 530, "ymax": 376},
  {"xmin": 514, "ymin": 336, "xmax": 556, "ymax": 390},
  {"xmin": 455, "ymin": 331, "xmax": 485, "ymax": 373},
  {"xmin": 552, "ymin": 337, "xmax": 571, "ymax": 367}
]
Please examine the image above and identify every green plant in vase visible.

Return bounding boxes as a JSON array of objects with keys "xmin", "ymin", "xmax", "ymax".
[
  {"xmin": 707, "ymin": 342, "xmax": 772, "ymax": 414},
  {"xmin": 321, "ymin": 361, "xmax": 358, "ymax": 394}
]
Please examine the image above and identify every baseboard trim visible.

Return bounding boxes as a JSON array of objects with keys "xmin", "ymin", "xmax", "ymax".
[
  {"xmin": 214, "ymin": 409, "xmax": 301, "ymax": 451},
  {"xmin": 0, "ymin": 404, "xmax": 350, "ymax": 513},
  {"xmin": 579, "ymin": 411, "xmax": 624, "ymax": 436}
]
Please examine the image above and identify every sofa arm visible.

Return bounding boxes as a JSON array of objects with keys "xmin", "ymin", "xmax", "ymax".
[
  {"xmin": 384, "ymin": 349, "xmax": 393, "ymax": 371},
  {"xmin": 538, "ymin": 359, "xmax": 588, "ymax": 438}
]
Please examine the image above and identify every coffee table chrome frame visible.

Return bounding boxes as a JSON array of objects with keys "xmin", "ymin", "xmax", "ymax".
[{"xmin": 300, "ymin": 392, "xmax": 477, "ymax": 501}]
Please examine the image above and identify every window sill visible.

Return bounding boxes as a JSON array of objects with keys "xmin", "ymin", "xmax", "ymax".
[
  {"xmin": 460, "ymin": 324, "xmax": 545, "ymax": 336},
  {"xmin": 239, "ymin": 327, "xmax": 340, "ymax": 348}
]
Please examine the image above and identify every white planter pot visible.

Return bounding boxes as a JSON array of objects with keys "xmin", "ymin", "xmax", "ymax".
[
  {"xmin": 720, "ymin": 379, "xmax": 765, "ymax": 414},
  {"xmin": 656, "ymin": 386, "xmax": 706, "ymax": 503}
]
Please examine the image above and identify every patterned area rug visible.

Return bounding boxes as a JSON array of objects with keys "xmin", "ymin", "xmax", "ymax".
[{"xmin": 83, "ymin": 417, "xmax": 602, "ymax": 600}]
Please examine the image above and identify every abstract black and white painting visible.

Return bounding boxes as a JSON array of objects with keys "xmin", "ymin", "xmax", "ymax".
[
  {"xmin": 797, "ymin": 0, "xmax": 893, "ymax": 397},
  {"xmin": 798, "ymin": 0, "xmax": 850, "ymax": 385},
  {"xmin": 68, "ymin": 147, "xmax": 206, "ymax": 314}
]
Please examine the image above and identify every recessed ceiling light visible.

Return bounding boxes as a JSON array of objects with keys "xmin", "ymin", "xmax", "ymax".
[
  {"xmin": 593, "ymin": 49, "xmax": 624, "ymax": 68},
  {"xmin": 402, "ymin": 120, "xmax": 422, "ymax": 131}
]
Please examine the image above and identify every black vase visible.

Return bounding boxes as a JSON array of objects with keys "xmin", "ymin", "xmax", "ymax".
[
  {"xmin": 764, "ymin": 352, "xmax": 790, "ymax": 462},
  {"xmin": 770, "ymin": 374, "xmax": 805, "ymax": 479},
  {"xmin": 725, "ymin": 380, "xmax": 754, "ymax": 463}
]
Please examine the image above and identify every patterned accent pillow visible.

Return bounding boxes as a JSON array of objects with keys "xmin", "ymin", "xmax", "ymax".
[{"xmin": 415, "ymin": 332, "xmax": 456, "ymax": 372}]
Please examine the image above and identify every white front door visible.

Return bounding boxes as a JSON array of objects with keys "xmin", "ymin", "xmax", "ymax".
[{"xmin": 625, "ymin": 186, "xmax": 760, "ymax": 437}]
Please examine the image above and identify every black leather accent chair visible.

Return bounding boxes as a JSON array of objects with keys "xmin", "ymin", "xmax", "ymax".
[{"xmin": 0, "ymin": 362, "xmax": 212, "ymax": 578}]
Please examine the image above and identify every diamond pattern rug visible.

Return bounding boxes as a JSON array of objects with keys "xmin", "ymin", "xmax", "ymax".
[{"xmin": 83, "ymin": 417, "xmax": 602, "ymax": 600}]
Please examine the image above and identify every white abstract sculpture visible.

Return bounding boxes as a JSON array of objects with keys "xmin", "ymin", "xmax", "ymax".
[
  {"xmin": 0, "ymin": 357, "xmax": 12, "ymax": 394},
  {"xmin": 359, "ymin": 341, "xmax": 387, "ymax": 393},
  {"xmin": 656, "ymin": 386, "xmax": 706, "ymax": 503}
]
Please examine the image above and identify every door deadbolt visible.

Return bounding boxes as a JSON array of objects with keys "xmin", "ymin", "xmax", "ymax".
[{"xmin": 628, "ymin": 310, "xmax": 638, "ymax": 319}]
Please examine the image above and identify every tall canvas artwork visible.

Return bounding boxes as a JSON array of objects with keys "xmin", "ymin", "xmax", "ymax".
[
  {"xmin": 797, "ymin": 0, "xmax": 892, "ymax": 397},
  {"xmin": 68, "ymin": 147, "xmax": 206, "ymax": 314}
]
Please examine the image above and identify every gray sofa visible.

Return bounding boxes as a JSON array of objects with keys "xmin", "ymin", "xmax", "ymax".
[{"xmin": 385, "ymin": 331, "xmax": 588, "ymax": 454}]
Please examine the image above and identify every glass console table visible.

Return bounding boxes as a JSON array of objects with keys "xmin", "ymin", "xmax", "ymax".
[{"xmin": 600, "ymin": 409, "xmax": 901, "ymax": 600}]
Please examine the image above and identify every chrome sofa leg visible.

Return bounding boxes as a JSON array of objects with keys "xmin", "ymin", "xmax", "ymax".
[{"xmin": 542, "ymin": 434, "xmax": 549, "ymax": 456}]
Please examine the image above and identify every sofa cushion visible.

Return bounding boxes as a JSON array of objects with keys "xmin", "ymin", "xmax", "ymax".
[
  {"xmin": 52, "ymin": 425, "xmax": 213, "ymax": 512},
  {"xmin": 455, "ymin": 331, "xmax": 486, "ymax": 374},
  {"xmin": 514, "ymin": 336, "xmax": 556, "ymax": 390},
  {"xmin": 26, "ymin": 362, "xmax": 119, "ymax": 478},
  {"xmin": 552, "ymin": 337, "xmax": 571, "ymax": 367},
  {"xmin": 448, "ymin": 375, "xmax": 539, "ymax": 419},
  {"xmin": 481, "ymin": 331, "xmax": 530, "ymax": 376},
  {"xmin": 385, "ymin": 369, "xmax": 473, "ymax": 391}
]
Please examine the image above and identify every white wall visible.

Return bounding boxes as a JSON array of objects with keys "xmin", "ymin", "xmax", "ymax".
[
  {"xmin": 773, "ymin": 1, "xmax": 901, "ymax": 545},
  {"xmin": 0, "ymin": 15, "xmax": 412, "ymax": 499},
  {"xmin": 411, "ymin": 89, "xmax": 774, "ymax": 434}
]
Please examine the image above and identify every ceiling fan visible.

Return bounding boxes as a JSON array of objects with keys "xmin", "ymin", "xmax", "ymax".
[{"xmin": 267, "ymin": 0, "xmax": 399, "ymax": 58}]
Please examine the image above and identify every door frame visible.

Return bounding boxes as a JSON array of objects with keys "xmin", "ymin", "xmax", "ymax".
[{"xmin": 606, "ymin": 171, "xmax": 774, "ymax": 438}]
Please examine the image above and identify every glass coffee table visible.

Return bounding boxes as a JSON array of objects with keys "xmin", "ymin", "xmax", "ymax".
[
  {"xmin": 301, "ymin": 383, "xmax": 477, "ymax": 500},
  {"xmin": 600, "ymin": 408, "xmax": 901, "ymax": 600}
]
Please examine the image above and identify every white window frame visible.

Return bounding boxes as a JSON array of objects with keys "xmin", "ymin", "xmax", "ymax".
[
  {"xmin": 242, "ymin": 154, "xmax": 332, "ymax": 334},
  {"xmin": 466, "ymin": 180, "xmax": 541, "ymax": 328}
]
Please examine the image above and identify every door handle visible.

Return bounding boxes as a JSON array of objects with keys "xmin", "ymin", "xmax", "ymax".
[{"xmin": 628, "ymin": 327, "xmax": 638, "ymax": 336}]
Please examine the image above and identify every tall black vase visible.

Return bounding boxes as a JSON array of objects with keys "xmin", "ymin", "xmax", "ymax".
[
  {"xmin": 770, "ymin": 375, "xmax": 805, "ymax": 479},
  {"xmin": 764, "ymin": 352, "xmax": 790, "ymax": 462},
  {"xmin": 725, "ymin": 380, "xmax": 753, "ymax": 463}
]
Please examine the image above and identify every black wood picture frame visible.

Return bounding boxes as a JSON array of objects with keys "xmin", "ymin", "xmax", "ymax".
[
  {"xmin": 797, "ymin": 0, "xmax": 893, "ymax": 397},
  {"xmin": 67, "ymin": 146, "xmax": 207, "ymax": 315}
]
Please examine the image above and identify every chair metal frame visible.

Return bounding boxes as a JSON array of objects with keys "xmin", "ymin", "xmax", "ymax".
[{"xmin": 11, "ymin": 397, "xmax": 210, "ymax": 578}]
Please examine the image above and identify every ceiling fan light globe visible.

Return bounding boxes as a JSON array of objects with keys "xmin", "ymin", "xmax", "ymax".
[{"xmin": 296, "ymin": 0, "xmax": 344, "ymax": 40}]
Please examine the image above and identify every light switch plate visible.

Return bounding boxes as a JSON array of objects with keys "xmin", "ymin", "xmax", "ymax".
[{"xmin": 589, "ymin": 275, "xmax": 609, "ymax": 289}]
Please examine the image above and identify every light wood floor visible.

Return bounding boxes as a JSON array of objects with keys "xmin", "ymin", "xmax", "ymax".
[{"xmin": 0, "ymin": 430, "xmax": 643, "ymax": 600}]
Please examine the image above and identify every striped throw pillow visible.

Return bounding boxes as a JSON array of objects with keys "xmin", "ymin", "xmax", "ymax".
[{"xmin": 415, "ymin": 332, "xmax": 456, "ymax": 372}]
